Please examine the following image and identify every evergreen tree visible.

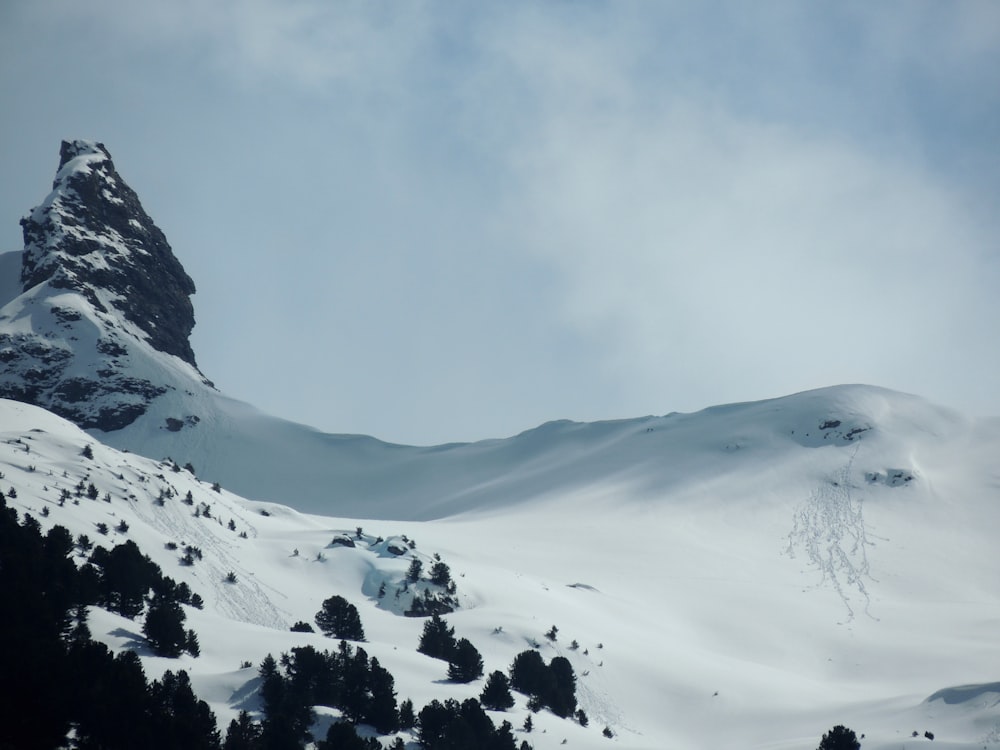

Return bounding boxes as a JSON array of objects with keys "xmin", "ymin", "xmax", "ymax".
[
  {"xmin": 429, "ymin": 559, "xmax": 452, "ymax": 586},
  {"xmin": 448, "ymin": 638, "xmax": 484, "ymax": 683},
  {"xmin": 508, "ymin": 650, "xmax": 576, "ymax": 717},
  {"xmin": 91, "ymin": 539, "xmax": 160, "ymax": 618},
  {"xmin": 406, "ymin": 556, "xmax": 423, "ymax": 583},
  {"xmin": 417, "ymin": 612, "xmax": 456, "ymax": 660},
  {"xmin": 149, "ymin": 669, "xmax": 221, "ymax": 750},
  {"xmin": 283, "ymin": 644, "xmax": 333, "ymax": 708},
  {"xmin": 0, "ymin": 509, "xmax": 223, "ymax": 750},
  {"xmin": 0, "ymin": 510, "xmax": 75, "ymax": 748},
  {"xmin": 96, "ymin": 649, "xmax": 156, "ymax": 748},
  {"xmin": 546, "ymin": 656, "xmax": 577, "ymax": 718},
  {"xmin": 818, "ymin": 725, "xmax": 862, "ymax": 750},
  {"xmin": 509, "ymin": 650, "xmax": 548, "ymax": 697},
  {"xmin": 457, "ymin": 699, "xmax": 497, "ymax": 746},
  {"xmin": 144, "ymin": 594, "xmax": 189, "ymax": 657},
  {"xmin": 417, "ymin": 699, "xmax": 456, "ymax": 749},
  {"xmin": 398, "ymin": 698, "xmax": 416, "ymax": 731},
  {"xmin": 366, "ymin": 656, "xmax": 399, "ymax": 733},
  {"xmin": 480, "ymin": 670, "xmax": 515, "ymax": 711},
  {"xmin": 492, "ymin": 720, "xmax": 519, "ymax": 750},
  {"xmin": 315, "ymin": 594, "xmax": 365, "ymax": 640},
  {"xmin": 175, "ymin": 581, "xmax": 193, "ymax": 604},
  {"xmin": 340, "ymin": 646, "xmax": 372, "ymax": 724},
  {"xmin": 223, "ymin": 710, "xmax": 263, "ymax": 750},
  {"xmin": 259, "ymin": 653, "xmax": 314, "ymax": 750},
  {"xmin": 317, "ymin": 721, "xmax": 373, "ymax": 750}
]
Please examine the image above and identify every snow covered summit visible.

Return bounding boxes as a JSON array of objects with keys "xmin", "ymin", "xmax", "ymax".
[
  {"xmin": 0, "ymin": 140, "xmax": 210, "ymax": 431},
  {"xmin": 21, "ymin": 140, "xmax": 198, "ymax": 365}
]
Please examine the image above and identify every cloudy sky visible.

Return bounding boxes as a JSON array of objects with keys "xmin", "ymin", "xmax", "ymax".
[{"xmin": 2, "ymin": 1, "xmax": 998, "ymax": 444}]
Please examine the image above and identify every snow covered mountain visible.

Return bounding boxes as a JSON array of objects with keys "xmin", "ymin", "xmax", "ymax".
[
  {"xmin": 1, "ymin": 142, "xmax": 999, "ymax": 749},
  {"xmin": 2, "ymin": 388, "xmax": 999, "ymax": 749},
  {"xmin": 0, "ymin": 141, "xmax": 210, "ymax": 432}
]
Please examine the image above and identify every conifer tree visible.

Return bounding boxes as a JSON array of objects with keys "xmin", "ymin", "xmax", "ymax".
[
  {"xmin": 223, "ymin": 710, "xmax": 262, "ymax": 750},
  {"xmin": 91, "ymin": 539, "xmax": 160, "ymax": 617},
  {"xmin": 366, "ymin": 656, "xmax": 399, "ymax": 733},
  {"xmin": 315, "ymin": 594, "xmax": 365, "ymax": 640},
  {"xmin": 417, "ymin": 612, "xmax": 456, "ymax": 660},
  {"xmin": 480, "ymin": 670, "xmax": 515, "ymax": 711},
  {"xmin": 259, "ymin": 653, "xmax": 313, "ymax": 750},
  {"xmin": 429, "ymin": 559, "xmax": 452, "ymax": 586},
  {"xmin": 817, "ymin": 725, "xmax": 862, "ymax": 750},
  {"xmin": 406, "ymin": 556, "xmax": 423, "ymax": 583},
  {"xmin": 340, "ymin": 646, "xmax": 371, "ymax": 723},
  {"xmin": 144, "ymin": 594, "xmax": 188, "ymax": 657},
  {"xmin": 317, "ymin": 721, "xmax": 372, "ymax": 750},
  {"xmin": 546, "ymin": 656, "xmax": 577, "ymax": 718},
  {"xmin": 509, "ymin": 650, "xmax": 548, "ymax": 697},
  {"xmin": 149, "ymin": 670, "xmax": 221, "ymax": 750},
  {"xmin": 398, "ymin": 698, "xmax": 416, "ymax": 730},
  {"xmin": 447, "ymin": 638, "xmax": 484, "ymax": 683}
]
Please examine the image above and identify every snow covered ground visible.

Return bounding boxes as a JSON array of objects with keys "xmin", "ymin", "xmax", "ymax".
[{"xmin": 2, "ymin": 386, "xmax": 999, "ymax": 749}]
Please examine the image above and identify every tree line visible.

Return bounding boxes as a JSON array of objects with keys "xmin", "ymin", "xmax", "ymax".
[{"xmin": 0, "ymin": 490, "xmax": 218, "ymax": 749}]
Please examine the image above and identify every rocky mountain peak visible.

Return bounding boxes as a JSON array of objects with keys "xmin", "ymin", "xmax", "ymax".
[
  {"xmin": 0, "ymin": 141, "xmax": 210, "ymax": 432},
  {"xmin": 19, "ymin": 139, "xmax": 197, "ymax": 365}
]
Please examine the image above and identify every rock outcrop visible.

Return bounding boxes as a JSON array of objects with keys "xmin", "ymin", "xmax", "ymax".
[
  {"xmin": 19, "ymin": 140, "xmax": 198, "ymax": 364},
  {"xmin": 0, "ymin": 140, "xmax": 209, "ymax": 431}
]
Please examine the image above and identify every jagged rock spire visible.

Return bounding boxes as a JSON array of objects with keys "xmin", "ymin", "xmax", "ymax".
[
  {"xmin": 0, "ymin": 140, "xmax": 210, "ymax": 431},
  {"xmin": 19, "ymin": 140, "xmax": 198, "ymax": 366}
]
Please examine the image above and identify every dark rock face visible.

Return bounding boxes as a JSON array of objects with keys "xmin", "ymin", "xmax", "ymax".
[
  {"xmin": 0, "ymin": 140, "xmax": 208, "ymax": 432},
  {"xmin": 19, "ymin": 140, "xmax": 198, "ymax": 366}
]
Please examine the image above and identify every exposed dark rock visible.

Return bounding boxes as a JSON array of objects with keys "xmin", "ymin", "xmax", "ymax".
[
  {"xmin": 0, "ymin": 140, "xmax": 210, "ymax": 432},
  {"xmin": 19, "ymin": 140, "xmax": 198, "ymax": 366},
  {"xmin": 164, "ymin": 415, "xmax": 201, "ymax": 432},
  {"xmin": 50, "ymin": 306, "xmax": 81, "ymax": 323},
  {"xmin": 53, "ymin": 377, "xmax": 99, "ymax": 403},
  {"xmin": 96, "ymin": 338, "xmax": 128, "ymax": 356}
]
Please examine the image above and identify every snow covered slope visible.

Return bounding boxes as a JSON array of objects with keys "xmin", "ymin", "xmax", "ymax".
[
  {"xmin": 3, "ymin": 393, "xmax": 999, "ymax": 749},
  {"xmin": 3, "ymin": 141, "xmax": 998, "ymax": 748}
]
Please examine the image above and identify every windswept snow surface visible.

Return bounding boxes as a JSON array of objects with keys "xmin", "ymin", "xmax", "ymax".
[
  {"xmin": 3, "ymin": 387, "xmax": 999, "ymax": 749},
  {"xmin": 92, "ymin": 382, "xmax": 985, "ymax": 524}
]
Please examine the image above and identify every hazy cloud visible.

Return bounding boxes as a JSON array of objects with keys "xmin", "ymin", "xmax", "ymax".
[{"xmin": 1, "ymin": 1, "xmax": 997, "ymax": 442}]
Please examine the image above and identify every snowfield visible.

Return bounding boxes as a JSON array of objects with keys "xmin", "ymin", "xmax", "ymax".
[{"xmin": 2, "ymin": 386, "xmax": 999, "ymax": 750}]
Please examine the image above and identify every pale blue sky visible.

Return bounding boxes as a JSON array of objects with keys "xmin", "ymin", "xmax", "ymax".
[{"xmin": 2, "ymin": 1, "xmax": 998, "ymax": 444}]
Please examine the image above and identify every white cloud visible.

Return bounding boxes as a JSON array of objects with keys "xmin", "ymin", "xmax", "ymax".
[
  {"xmin": 21, "ymin": 0, "xmax": 433, "ymax": 90},
  {"xmin": 479, "ymin": 7, "xmax": 998, "ymax": 409},
  {"xmin": 2, "ymin": 0, "xmax": 998, "ymax": 438}
]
